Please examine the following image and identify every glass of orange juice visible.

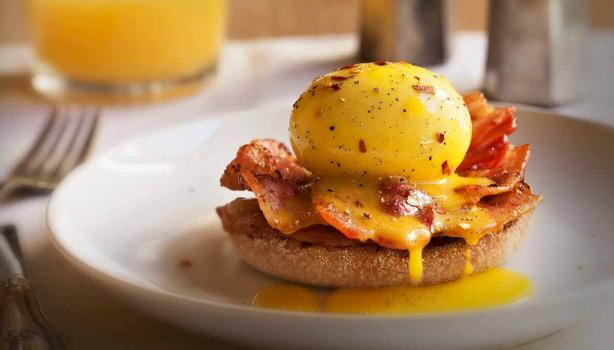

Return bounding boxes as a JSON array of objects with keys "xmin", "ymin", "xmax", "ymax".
[{"xmin": 27, "ymin": 0, "xmax": 226, "ymax": 100}]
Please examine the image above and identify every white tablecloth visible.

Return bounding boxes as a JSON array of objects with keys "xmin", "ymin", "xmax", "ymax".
[{"xmin": 0, "ymin": 31, "xmax": 613, "ymax": 349}]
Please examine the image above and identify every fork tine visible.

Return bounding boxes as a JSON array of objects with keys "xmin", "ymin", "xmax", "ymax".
[
  {"xmin": 12, "ymin": 107, "xmax": 61, "ymax": 176},
  {"xmin": 20, "ymin": 107, "xmax": 69, "ymax": 177},
  {"xmin": 40, "ymin": 106, "xmax": 85, "ymax": 179},
  {"xmin": 75, "ymin": 107, "xmax": 99, "ymax": 163},
  {"xmin": 56, "ymin": 107, "xmax": 99, "ymax": 180}
]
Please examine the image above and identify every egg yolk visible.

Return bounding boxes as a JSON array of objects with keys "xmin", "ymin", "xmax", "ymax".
[
  {"xmin": 290, "ymin": 62, "xmax": 471, "ymax": 182},
  {"xmin": 290, "ymin": 62, "xmax": 490, "ymax": 285}
]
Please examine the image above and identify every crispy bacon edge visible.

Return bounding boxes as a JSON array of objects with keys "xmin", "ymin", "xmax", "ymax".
[
  {"xmin": 456, "ymin": 144, "xmax": 531, "ymax": 203},
  {"xmin": 220, "ymin": 139, "xmax": 323, "ymax": 233},
  {"xmin": 476, "ymin": 181, "xmax": 541, "ymax": 234},
  {"xmin": 221, "ymin": 139, "xmax": 311, "ymax": 190},
  {"xmin": 458, "ymin": 92, "xmax": 517, "ymax": 172}
]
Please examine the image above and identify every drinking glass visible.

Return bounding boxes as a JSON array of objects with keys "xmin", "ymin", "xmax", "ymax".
[{"xmin": 27, "ymin": 0, "xmax": 226, "ymax": 100}]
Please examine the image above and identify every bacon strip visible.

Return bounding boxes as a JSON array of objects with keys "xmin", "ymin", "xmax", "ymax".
[
  {"xmin": 456, "ymin": 144, "xmax": 531, "ymax": 203},
  {"xmin": 433, "ymin": 181, "xmax": 541, "ymax": 242},
  {"xmin": 313, "ymin": 200, "xmax": 432, "ymax": 251},
  {"xmin": 221, "ymin": 139, "xmax": 311, "ymax": 191},
  {"xmin": 479, "ymin": 182, "xmax": 541, "ymax": 232},
  {"xmin": 220, "ymin": 140, "xmax": 322, "ymax": 233},
  {"xmin": 314, "ymin": 201, "xmax": 373, "ymax": 243},
  {"xmin": 216, "ymin": 198, "xmax": 360, "ymax": 247},
  {"xmin": 313, "ymin": 177, "xmax": 539, "ymax": 250},
  {"xmin": 464, "ymin": 91, "xmax": 495, "ymax": 119},
  {"xmin": 239, "ymin": 171, "xmax": 324, "ymax": 233},
  {"xmin": 458, "ymin": 106, "xmax": 517, "ymax": 171}
]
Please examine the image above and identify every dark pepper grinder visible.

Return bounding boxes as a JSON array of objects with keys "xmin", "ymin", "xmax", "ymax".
[
  {"xmin": 359, "ymin": 0, "xmax": 449, "ymax": 66},
  {"xmin": 484, "ymin": 0, "xmax": 587, "ymax": 106}
]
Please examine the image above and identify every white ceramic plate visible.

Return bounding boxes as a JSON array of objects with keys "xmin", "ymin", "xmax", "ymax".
[{"xmin": 47, "ymin": 103, "xmax": 614, "ymax": 350}]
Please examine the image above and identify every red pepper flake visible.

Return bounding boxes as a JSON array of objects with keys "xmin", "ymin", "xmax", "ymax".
[
  {"xmin": 412, "ymin": 84, "xmax": 435, "ymax": 95},
  {"xmin": 441, "ymin": 161, "xmax": 451, "ymax": 175},
  {"xmin": 374, "ymin": 60, "xmax": 387, "ymax": 66},
  {"xmin": 178, "ymin": 259, "xmax": 192, "ymax": 268},
  {"xmin": 354, "ymin": 200, "xmax": 364, "ymax": 208},
  {"xmin": 331, "ymin": 83, "xmax": 341, "ymax": 91},
  {"xmin": 339, "ymin": 63, "xmax": 356, "ymax": 70},
  {"xmin": 358, "ymin": 139, "xmax": 367, "ymax": 153},
  {"xmin": 436, "ymin": 132, "xmax": 445, "ymax": 143},
  {"xmin": 331, "ymin": 75, "xmax": 349, "ymax": 81},
  {"xmin": 435, "ymin": 206, "xmax": 447, "ymax": 214},
  {"xmin": 417, "ymin": 206, "xmax": 436, "ymax": 232}
]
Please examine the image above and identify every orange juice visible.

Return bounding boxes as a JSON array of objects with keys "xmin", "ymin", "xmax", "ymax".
[{"xmin": 28, "ymin": 0, "xmax": 225, "ymax": 84}]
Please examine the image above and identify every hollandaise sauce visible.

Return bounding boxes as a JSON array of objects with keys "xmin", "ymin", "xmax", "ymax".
[
  {"xmin": 408, "ymin": 245, "xmax": 425, "ymax": 285},
  {"xmin": 464, "ymin": 247, "xmax": 474, "ymax": 276},
  {"xmin": 252, "ymin": 285, "xmax": 320, "ymax": 312},
  {"xmin": 312, "ymin": 174, "xmax": 496, "ymax": 284},
  {"xmin": 253, "ymin": 268, "xmax": 532, "ymax": 315}
]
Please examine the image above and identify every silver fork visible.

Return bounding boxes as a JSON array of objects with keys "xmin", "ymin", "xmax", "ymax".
[{"xmin": 0, "ymin": 106, "xmax": 99, "ymax": 202}]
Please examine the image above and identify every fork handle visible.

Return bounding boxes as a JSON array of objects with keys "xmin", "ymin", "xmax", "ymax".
[
  {"xmin": 0, "ymin": 224, "xmax": 25, "ymax": 281},
  {"xmin": 0, "ymin": 226, "xmax": 64, "ymax": 349},
  {"xmin": 1, "ymin": 279, "xmax": 64, "ymax": 350}
]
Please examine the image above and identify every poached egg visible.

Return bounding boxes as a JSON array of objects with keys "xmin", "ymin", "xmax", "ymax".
[{"xmin": 289, "ymin": 62, "xmax": 495, "ymax": 284}]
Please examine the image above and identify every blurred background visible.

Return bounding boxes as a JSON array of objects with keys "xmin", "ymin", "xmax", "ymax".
[
  {"xmin": 0, "ymin": 1, "xmax": 613, "ymax": 349},
  {"xmin": 1, "ymin": 0, "xmax": 613, "ymax": 44}
]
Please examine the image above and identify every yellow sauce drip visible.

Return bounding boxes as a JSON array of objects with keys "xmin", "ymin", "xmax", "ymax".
[
  {"xmin": 408, "ymin": 245, "xmax": 425, "ymax": 285},
  {"xmin": 463, "ymin": 247, "xmax": 474, "ymax": 276},
  {"xmin": 252, "ymin": 285, "xmax": 319, "ymax": 312},
  {"xmin": 253, "ymin": 268, "xmax": 532, "ymax": 315}
]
